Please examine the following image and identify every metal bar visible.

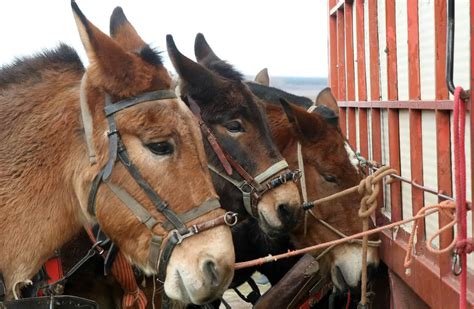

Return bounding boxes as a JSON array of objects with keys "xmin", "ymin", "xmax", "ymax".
[
  {"xmin": 446, "ymin": 0, "xmax": 455, "ymax": 94},
  {"xmin": 337, "ymin": 100, "xmax": 454, "ymax": 110},
  {"xmin": 435, "ymin": 0, "xmax": 449, "ymax": 100}
]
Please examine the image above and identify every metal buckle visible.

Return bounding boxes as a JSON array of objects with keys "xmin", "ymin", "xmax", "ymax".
[
  {"xmin": 240, "ymin": 182, "xmax": 254, "ymax": 194},
  {"xmin": 171, "ymin": 226, "xmax": 199, "ymax": 245}
]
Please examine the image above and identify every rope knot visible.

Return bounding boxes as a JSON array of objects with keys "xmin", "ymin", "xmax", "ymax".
[{"xmin": 456, "ymin": 238, "xmax": 474, "ymax": 255}]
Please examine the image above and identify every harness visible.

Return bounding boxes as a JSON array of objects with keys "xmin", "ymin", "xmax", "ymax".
[
  {"xmin": 187, "ymin": 96, "xmax": 301, "ymax": 218},
  {"xmin": 81, "ymin": 86, "xmax": 238, "ymax": 305}
]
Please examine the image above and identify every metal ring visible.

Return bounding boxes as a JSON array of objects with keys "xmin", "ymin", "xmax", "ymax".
[{"xmin": 224, "ymin": 212, "xmax": 238, "ymax": 226}]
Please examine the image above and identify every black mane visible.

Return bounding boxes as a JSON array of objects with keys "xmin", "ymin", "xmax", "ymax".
[
  {"xmin": 138, "ymin": 45, "xmax": 163, "ymax": 67},
  {"xmin": 200, "ymin": 57, "xmax": 244, "ymax": 81},
  {"xmin": 0, "ymin": 43, "xmax": 84, "ymax": 88}
]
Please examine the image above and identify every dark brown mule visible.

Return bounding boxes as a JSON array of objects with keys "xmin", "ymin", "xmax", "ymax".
[
  {"xmin": 0, "ymin": 3, "xmax": 235, "ymax": 304},
  {"xmin": 167, "ymin": 36, "xmax": 302, "ymax": 237},
  {"xmin": 194, "ymin": 35, "xmax": 380, "ymax": 299}
]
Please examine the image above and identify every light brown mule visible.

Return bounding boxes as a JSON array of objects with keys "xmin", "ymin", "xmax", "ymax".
[{"xmin": 0, "ymin": 3, "xmax": 234, "ymax": 305}]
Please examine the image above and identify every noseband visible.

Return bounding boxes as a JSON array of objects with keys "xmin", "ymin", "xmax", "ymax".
[
  {"xmin": 82, "ymin": 87, "xmax": 237, "ymax": 286},
  {"xmin": 187, "ymin": 96, "xmax": 301, "ymax": 218}
]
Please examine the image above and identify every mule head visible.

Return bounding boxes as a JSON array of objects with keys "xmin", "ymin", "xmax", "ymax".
[
  {"xmin": 71, "ymin": 3, "xmax": 234, "ymax": 304},
  {"xmin": 269, "ymin": 97, "xmax": 380, "ymax": 296},
  {"xmin": 166, "ymin": 34, "xmax": 301, "ymax": 236}
]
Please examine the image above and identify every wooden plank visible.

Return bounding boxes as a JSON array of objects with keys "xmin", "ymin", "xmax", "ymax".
[
  {"xmin": 344, "ymin": 2, "xmax": 357, "ymax": 146},
  {"xmin": 386, "ymin": 0, "xmax": 402, "ymax": 222},
  {"xmin": 330, "ymin": 0, "xmax": 345, "ymax": 16},
  {"xmin": 337, "ymin": 9, "xmax": 346, "ymax": 101},
  {"xmin": 345, "ymin": 2, "xmax": 356, "ymax": 101},
  {"xmin": 329, "ymin": 11, "xmax": 338, "ymax": 95},
  {"xmin": 407, "ymin": 0, "xmax": 421, "ymax": 100},
  {"xmin": 407, "ymin": 0, "xmax": 425, "ymax": 257},
  {"xmin": 471, "ymin": 0, "xmax": 474, "ymax": 278},
  {"xmin": 368, "ymin": 0, "xmax": 380, "ymax": 101},
  {"xmin": 434, "ymin": 0, "xmax": 453, "ymax": 284},
  {"xmin": 355, "ymin": 0, "xmax": 367, "ymax": 101},
  {"xmin": 337, "ymin": 100, "xmax": 455, "ymax": 110}
]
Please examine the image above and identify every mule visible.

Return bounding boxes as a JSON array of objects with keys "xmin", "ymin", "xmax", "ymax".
[
  {"xmin": 167, "ymin": 36, "xmax": 302, "ymax": 237},
  {"xmin": 193, "ymin": 34, "xmax": 380, "ymax": 301},
  {"xmin": 0, "ymin": 3, "xmax": 235, "ymax": 305}
]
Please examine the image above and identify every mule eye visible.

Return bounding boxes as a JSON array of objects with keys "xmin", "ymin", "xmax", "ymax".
[
  {"xmin": 322, "ymin": 174, "xmax": 337, "ymax": 183},
  {"xmin": 224, "ymin": 120, "xmax": 244, "ymax": 133},
  {"xmin": 146, "ymin": 141, "xmax": 174, "ymax": 156}
]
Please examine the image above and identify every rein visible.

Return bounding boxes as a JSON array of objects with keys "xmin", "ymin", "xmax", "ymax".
[
  {"xmin": 79, "ymin": 81, "xmax": 238, "ymax": 307},
  {"xmin": 187, "ymin": 95, "xmax": 301, "ymax": 217}
]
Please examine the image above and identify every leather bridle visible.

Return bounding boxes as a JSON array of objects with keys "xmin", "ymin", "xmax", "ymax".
[
  {"xmin": 186, "ymin": 96, "xmax": 301, "ymax": 218},
  {"xmin": 81, "ymin": 87, "xmax": 238, "ymax": 288},
  {"xmin": 297, "ymin": 105, "xmax": 381, "ymax": 261}
]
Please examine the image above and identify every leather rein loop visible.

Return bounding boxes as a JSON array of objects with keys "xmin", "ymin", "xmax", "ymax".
[
  {"xmin": 83, "ymin": 89, "xmax": 237, "ymax": 285},
  {"xmin": 186, "ymin": 95, "xmax": 301, "ymax": 218}
]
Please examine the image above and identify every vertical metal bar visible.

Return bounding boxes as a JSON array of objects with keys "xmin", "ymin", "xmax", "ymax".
[
  {"xmin": 386, "ymin": 0, "xmax": 402, "ymax": 222},
  {"xmin": 356, "ymin": 0, "xmax": 368, "ymax": 159}
]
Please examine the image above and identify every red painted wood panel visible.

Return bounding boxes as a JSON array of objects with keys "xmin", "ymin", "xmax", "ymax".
[
  {"xmin": 344, "ymin": 2, "xmax": 357, "ymax": 147},
  {"xmin": 355, "ymin": 0, "xmax": 367, "ymax": 101},
  {"xmin": 329, "ymin": 14, "xmax": 338, "ymax": 95},
  {"xmin": 368, "ymin": 0, "xmax": 380, "ymax": 101},
  {"xmin": 471, "ymin": 0, "xmax": 474, "ymax": 268},
  {"xmin": 434, "ymin": 0, "xmax": 454, "ymax": 283},
  {"xmin": 385, "ymin": 0, "xmax": 402, "ymax": 223},
  {"xmin": 337, "ymin": 9, "xmax": 347, "ymax": 135}
]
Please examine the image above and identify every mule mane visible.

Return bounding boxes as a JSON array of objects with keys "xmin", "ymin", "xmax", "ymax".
[
  {"xmin": 0, "ymin": 44, "xmax": 84, "ymax": 89},
  {"xmin": 199, "ymin": 57, "xmax": 244, "ymax": 81}
]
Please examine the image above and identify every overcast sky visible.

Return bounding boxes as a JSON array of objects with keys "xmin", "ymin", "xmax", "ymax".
[{"xmin": 0, "ymin": 1, "xmax": 328, "ymax": 78}]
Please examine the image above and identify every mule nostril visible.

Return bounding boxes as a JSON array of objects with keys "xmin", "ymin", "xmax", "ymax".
[
  {"xmin": 277, "ymin": 203, "xmax": 293, "ymax": 223},
  {"xmin": 203, "ymin": 259, "xmax": 220, "ymax": 287}
]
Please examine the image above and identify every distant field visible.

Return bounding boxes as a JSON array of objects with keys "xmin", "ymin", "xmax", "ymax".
[{"xmin": 247, "ymin": 76, "xmax": 328, "ymax": 101}]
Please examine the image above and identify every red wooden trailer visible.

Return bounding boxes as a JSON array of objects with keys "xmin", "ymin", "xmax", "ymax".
[{"xmin": 328, "ymin": 0, "xmax": 473, "ymax": 307}]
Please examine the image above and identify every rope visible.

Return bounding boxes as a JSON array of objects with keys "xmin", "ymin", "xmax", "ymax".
[
  {"xmin": 234, "ymin": 205, "xmax": 443, "ymax": 269},
  {"xmin": 453, "ymin": 86, "xmax": 472, "ymax": 309},
  {"xmin": 111, "ymin": 252, "xmax": 147, "ymax": 309}
]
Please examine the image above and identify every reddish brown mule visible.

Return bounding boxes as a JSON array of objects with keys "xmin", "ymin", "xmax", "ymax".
[
  {"xmin": 0, "ymin": 3, "xmax": 234, "ymax": 304},
  {"xmin": 193, "ymin": 34, "xmax": 380, "ymax": 299}
]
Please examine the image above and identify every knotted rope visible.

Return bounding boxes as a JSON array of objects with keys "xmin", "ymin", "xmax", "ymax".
[{"xmin": 111, "ymin": 252, "xmax": 147, "ymax": 309}]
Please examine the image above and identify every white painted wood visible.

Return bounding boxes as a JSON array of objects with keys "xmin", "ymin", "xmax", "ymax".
[
  {"xmin": 399, "ymin": 110, "xmax": 413, "ymax": 231},
  {"xmin": 451, "ymin": 0, "xmax": 470, "ymax": 99},
  {"xmin": 377, "ymin": 0, "xmax": 388, "ymax": 101},
  {"xmin": 364, "ymin": 0, "xmax": 372, "ymax": 99},
  {"xmin": 381, "ymin": 109, "xmax": 391, "ymax": 217},
  {"xmin": 395, "ymin": 0, "xmax": 408, "ymax": 101},
  {"xmin": 356, "ymin": 109, "xmax": 360, "ymax": 151},
  {"xmin": 418, "ymin": 0, "xmax": 436, "ymax": 100},
  {"xmin": 422, "ymin": 110, "xmax": 439, "ymax": 248}
]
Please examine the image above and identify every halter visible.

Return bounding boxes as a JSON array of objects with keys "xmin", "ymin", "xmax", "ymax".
[
  {"xmin": 298, "ymin": 105, "xmax": 380, "ymax": 261},
  {"xmin": 187, "ymin": 96, "xmax": 301, "ymax": 218},
  {"xmin": 81, "ymin": 85, "xmax": 238, "ymax": 287}
]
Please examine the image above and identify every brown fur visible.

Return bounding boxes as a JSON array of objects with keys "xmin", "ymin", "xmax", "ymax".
[{"xmin": 0, "ymin": 4, "xmax": 234, "ymax": 303}]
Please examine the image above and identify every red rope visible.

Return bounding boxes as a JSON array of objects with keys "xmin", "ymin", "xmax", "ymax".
[
  {"xmin": 345, "ymin": 290, "xmax": 351, "ymax": 309},
  {"xmin": 453, "ymin": 86, "xmax": 472, "ymax": 309}
]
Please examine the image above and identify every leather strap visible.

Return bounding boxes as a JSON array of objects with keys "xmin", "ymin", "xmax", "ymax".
[{"xmin": 104, "ymin": 90, "xmax": 177, "ymax": 117}]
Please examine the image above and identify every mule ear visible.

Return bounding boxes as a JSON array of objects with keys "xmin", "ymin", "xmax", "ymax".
[
  {"xmin": 194, "ymin": 33, "xmax": 221, "ymax": 63},
  {"xmin": 279, "ymin": 98, "xmax": 325, "ymax": 142},
  {"xmin": 254, "ymin": 68, "xmax": 270, "ymax": 86},
  {"xmin": 315, "ymin": 87, "xmax": 339, "ymax": 116},
  {"xmin": 109, "ymin": 6, "xmax": 146, "ymax": 52},
  {"xmin": 71, "ymin": 1, "xmax": 150, "ymax": 96},
  {"xmin": 167, "ymin": 34, "xmax": 221, "ymax": 102}
]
